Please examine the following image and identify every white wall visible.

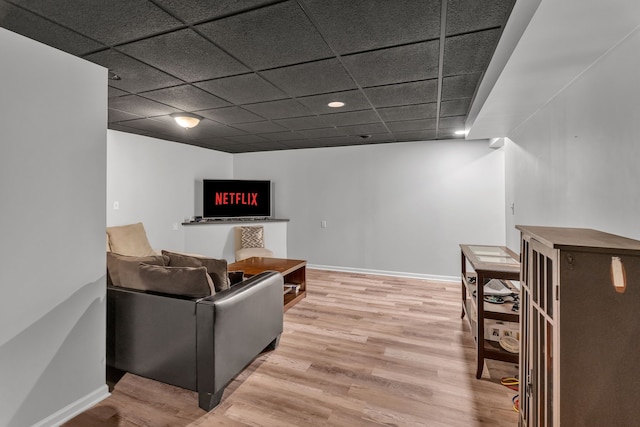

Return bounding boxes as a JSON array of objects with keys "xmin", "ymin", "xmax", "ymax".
[
  {"xmin": 184, "ymin": 221, "xmax": 288, "ymax": 262},
  {"xmin": 234, "ymin": 140, "xmax": 506, "ymax": 279},
  {"xmin": 0, "ymin": 29, "xmax": 108, "ymax": 427},
  {"xmin": 107, "ymin": 130, "xmax": 233, "ymax": 251},
  {"xmin": 504, "ymin": 26, "xmax": 640, "ymax": 250}
]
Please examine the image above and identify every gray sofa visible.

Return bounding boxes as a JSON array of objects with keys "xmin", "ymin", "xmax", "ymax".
[
  {"xmin": 104, "ymin": 222, "xmax": 284, "ymax": 411},
  {"xmin": 107, "ymin": 270, "xmax": 284, "ymax": 411}
]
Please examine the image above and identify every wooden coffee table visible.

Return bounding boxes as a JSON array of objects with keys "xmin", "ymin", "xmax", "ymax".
[{"xmin": 228, "ymin": 257, "xmax": 307, "ymax": 311}]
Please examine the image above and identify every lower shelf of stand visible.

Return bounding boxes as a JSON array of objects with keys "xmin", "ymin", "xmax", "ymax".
[
  {"xmin": 483, "ymin": 340, "xmax": 519, "ymax": 363},
  {"xmin": 284, "ymin": 290, "xmax": 306, "ymax": 311},
  {"xmin": 463, "ymin": 295, "xmax": 519, "ymax": 364}
]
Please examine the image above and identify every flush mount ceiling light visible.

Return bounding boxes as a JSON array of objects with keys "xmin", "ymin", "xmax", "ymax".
[
  {"xmin": 454, "ymin": 129, "xmax": 469, "ymax": 136},
  {"xmin": 327, "ymin": 101, "xmax": 345, "ymax": 108},
  {"xmin": 171, "ymin": 113, "xmax": 203, "ymax": 129}
]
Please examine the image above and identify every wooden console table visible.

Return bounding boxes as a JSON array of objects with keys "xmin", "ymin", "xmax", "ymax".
[
  {"xmin": 228, "ymin": 257, "xmax": 306, "ymax": 312},
  {"xmin": 460, "ymin": 244, "xmax": 520, "ymax": 378}
]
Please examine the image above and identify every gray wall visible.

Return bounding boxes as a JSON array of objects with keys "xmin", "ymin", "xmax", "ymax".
[
  {"xmin": 0, "ymin": 29, "xmax": 108, "ymax": 426},
  {"xmin": 234, "ymin": 140, "xmax": 506, "ymax": 279},
  {"xmin": 107, "ymin": 133, "xmax": 506, "ymax": 279},
  {"xmin": 504, "ymin": 27, "xmax": 640, "ymax": 249},
  {"xmin": 107, "ymin": 130, "xmax": 233, "ymax": 250}
]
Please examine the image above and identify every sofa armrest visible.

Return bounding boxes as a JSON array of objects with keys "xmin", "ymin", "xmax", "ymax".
[
  {"xmin": 195, "ymin": 271, "xmax": 284, "ymax": 406},
  {"xmin": 106, "ymin": 286, "xmax": 199, "ymax": 390}
]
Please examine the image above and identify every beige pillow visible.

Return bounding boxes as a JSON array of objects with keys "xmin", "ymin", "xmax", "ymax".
[
  {"xmin": 107, "ymin": 252, "xmax": 166, "ymax": 288},
  {"xmin": 162, "ymin": 250, "xmax": 229, "ymax": 292},
  {"xmin": 106, "ymin": 222, "xmax": 155, "ymax": 257},
  {"xmin": 241, "ymin": 226, "xmax": 264, "ymax": 249},
  {"xmin": 137, "ymin": 264, "xmax": 213, "ymax": 298}
]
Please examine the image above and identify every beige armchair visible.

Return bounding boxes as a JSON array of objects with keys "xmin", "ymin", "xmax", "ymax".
[{"xmin": 234, "ymin": 225, "xmax": 274, "ymax": 261}]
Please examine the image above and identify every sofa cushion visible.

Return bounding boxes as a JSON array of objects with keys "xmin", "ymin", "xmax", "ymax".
[
  {"xmin": 137, "ymin": 264, "xmax": 213, "ymax": 298},
  {"xmin": 107, "ymin": 222, "xmax": 155, "ymax": 257},
  {"xmin": 107, "ymin": 252, "xmax": 166, "ymax": 288},
  {"xmin": 241, "ymin": 226, "xmax": 264, "ymax": 248},
  {"xmin": 162, "ymin": 250, "xmax": 229, "ymax": 292},
  {"xmin": 228, "ymin": 270, "xmax": 245, "ymax": 286}
]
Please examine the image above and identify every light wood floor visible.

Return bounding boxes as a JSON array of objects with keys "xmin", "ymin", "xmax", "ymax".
[{"xmin": 64, "ymin": 269, "xmax": 519, "ymax": 426}]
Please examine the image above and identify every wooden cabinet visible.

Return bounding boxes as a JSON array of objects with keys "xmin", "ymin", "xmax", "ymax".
[
  {"xmin": 460, "ymin": 244, "xmax": 521, "ymax": 378},
  {"xmin": 517, "ymin": 225, "xmax": 640, "ymax": 426}
]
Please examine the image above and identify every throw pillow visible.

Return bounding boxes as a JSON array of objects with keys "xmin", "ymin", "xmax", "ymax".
[
  {"xmin": 106, "ymin": 222, "xmax": 155, "ymax": 257},
  {"xmin": 228, "ymin": 271, "xmax": 245, "ymax": 286},
  {"xmin": 106, "ymin": 252, "xmax": 166, "ymax": 288},
  {"xmin": 241, "ymin": 226, "xmax": 264, "ymax": 249},
  {"xmin": 162, "ymin": 250, "xmax": 230, "ymax": 292},
  {"xmin": 137, "ymin": 264, "xmax": 213, "ymax": 298}
]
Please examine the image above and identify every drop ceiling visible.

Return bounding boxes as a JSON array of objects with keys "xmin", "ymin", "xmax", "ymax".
[{"xmin": 0, "ymin": 0, "xmax": 515, "ymax": 153}]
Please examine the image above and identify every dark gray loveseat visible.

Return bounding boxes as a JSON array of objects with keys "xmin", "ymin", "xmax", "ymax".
[
  {"xmin": 107, "ymin": 270, "xmax": 284, "ymax": 411},
  {"xmin": 105, "ymin": 222, "xmax": 285, "ymax": 410}
]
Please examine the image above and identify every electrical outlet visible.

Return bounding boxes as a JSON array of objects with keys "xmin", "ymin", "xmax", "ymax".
[
  {"xmin": 113, "ymin": 201, "xmax": 119, "ymax": 210},
  {"xmin": 321, "ymin": 220, "xmax": 327, "ymax": 228}
]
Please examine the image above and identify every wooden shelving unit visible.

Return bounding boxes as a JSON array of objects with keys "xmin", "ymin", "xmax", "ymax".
[
  {"xmin": 517, "ymin": 226, "xmax": 640, "ymax": 426},
  {"xmin": 460, "ymin": 244, "xmax": 521, "ymax": 379}
]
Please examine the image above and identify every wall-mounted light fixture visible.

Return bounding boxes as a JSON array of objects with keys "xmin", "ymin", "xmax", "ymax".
[{"xmin": 170, "ymin": 113, "xmax": 203, "ymax": 129}]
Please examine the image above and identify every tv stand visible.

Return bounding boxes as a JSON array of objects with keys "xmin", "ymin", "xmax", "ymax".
[{"xmin": 185, "ymin": 217, "xmax": 280, "ymax": 224}]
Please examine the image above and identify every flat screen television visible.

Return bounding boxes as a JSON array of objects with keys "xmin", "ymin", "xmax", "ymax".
[{"xmin": 203, "ymin": 179, "xmax": 271, "ymax": 218}]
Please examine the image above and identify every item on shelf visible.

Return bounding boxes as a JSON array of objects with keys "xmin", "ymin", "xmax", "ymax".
[
  {"xmin": 485, "ymin": 319, "xmax": 520, "ymax": 342},
  {"xmin": 483, "ymin": 295, "xmax": 505, "ymax": 304},
  {"xmin": 284, "ymin": 283, "xmax": 300, "ymax": 295},
  {"xmin": 484, "ymin": 278, "xmax": 514, "ymax": 296},
  {"xmin": 499, "ymin": 336, "xmax": 520, "ymax": 353}
]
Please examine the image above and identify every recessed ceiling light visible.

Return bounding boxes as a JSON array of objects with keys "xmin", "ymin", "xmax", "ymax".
[
  {"xmin": 328, "ymin": 101, "xmax": 345, "ymax": 108},
  {"xmin": 454, "ymin": 129, "xmax": 468, "ymax": 136}
]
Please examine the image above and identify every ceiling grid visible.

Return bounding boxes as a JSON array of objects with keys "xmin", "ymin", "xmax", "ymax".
[{"xmin": 0, "ymin": 0, "xmax": 515, "ymax": 153}]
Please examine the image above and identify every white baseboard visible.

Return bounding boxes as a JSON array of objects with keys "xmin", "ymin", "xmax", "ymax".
[
  {"xmin": 307, "ymin": 264, "xmax": 458, "ymax": 283},
  {"xmin": 33, "ymin": 385, "xmax": 110, "ymax": 427}
]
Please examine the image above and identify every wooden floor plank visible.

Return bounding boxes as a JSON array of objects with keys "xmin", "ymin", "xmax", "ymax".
[{"xmin": 63, "ymin": 269, "xmax": 519, "ymax": 426}]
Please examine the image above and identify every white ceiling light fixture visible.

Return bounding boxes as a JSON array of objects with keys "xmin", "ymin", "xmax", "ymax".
[
  {"xmin": 327, "ymin": 101, "xmax": 345, "ymax": 108},
  {"xmin": 454, "ymin": 129, "xmax": 469, "ymax": 136},
  {"xmin": 171, "ymin": 112, "xmax": 203, "ymax": 129}
]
